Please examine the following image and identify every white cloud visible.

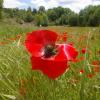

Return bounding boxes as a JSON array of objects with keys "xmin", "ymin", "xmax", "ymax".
[
  {"xmin": 31, "ymin": 0, "xmax": 59, "ymax": 9},
  {"xmin": 4, "ymin": 0, "xmax": 27, "ymax": 8},
  {"xmin": 31, "ymin": 0, "xmax": 100, "ymax": 12},
  {"xmin": 62, "ymin": 0, "xmax": 92, "ymax": 12},
  {"xmin": 4, "ymin": 0, "xmax": 100, "ymax": 12},
  {"xmin": 93, "ymin": 0, "xmax": 100, "ymax": 5}
]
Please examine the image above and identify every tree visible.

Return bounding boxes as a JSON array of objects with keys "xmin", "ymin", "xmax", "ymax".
[
  {"xmin": 42, "ymin": 13, "xmax": 48, "ymax": 26},
  {"xmin": 23, "ymin": 7, "xmax": 33, "ymax": 22},
  {"xmin": 32, "ymin": 8, "xmax": 37, "ymax": 14},
  {"xmin": 69, "ymin": 14, "xmax": 78, "ymax": 26},
  {"xmin": 78, "ymin": 10, "xmax": 86, "ymax": 26},
  {"xmin": 47, "ymin": 9, "xmax": 57, "ymax": 22},
  {"xmin": 59, "ymin": 14, "xmax": 68, "ymax": 25},
  {"xmin": 1, "ymin": 4, "xmax": 100, "ymax": 26},
  {"xmin": 24, "ymin": 12, "xmax": 33, "ymax": 22},
  {"xmin": 27, "ymin": 7, "xmax": 32, "ymax": 12},
  {"xmin": 38, "ymin": 6, "xmax": 45, "ymax": 13},
  {"xmin": 35, "ymin": 13, "xmax": 48, "ymax": 26},
  {"xmin": 16, "ymin": 9, "xmax": 25, "ymax": 24},
  {"xmin": 47, "ymin": 7, "xmax": 74, "ymax": 25},
  {"xmin": 54, "ymin": 7, "xmax": 65, "ymax": 18},
  {"xmin": 79, "ymin": 5, "xmax": 100, "ymax": 26},
  {"xmin": 0, "ymin": 0, "xmax": 3, "ymax": 19},
  {"xmin": 93, "ymin": 7, "xmax": 100, "ymax": 26},
  {"xmin": 9, "ymin": 9, "xmax": 14, "ymax": 17},
  {"xmin": 35, "ymin": 14, "xmax": 42, "ymax": 26}
]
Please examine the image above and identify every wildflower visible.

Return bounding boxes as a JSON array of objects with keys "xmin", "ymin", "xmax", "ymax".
[
  {"xmin": 19, "ymin": 79, "xmax": 27, "ymax": 96},
  {"xmin": 81, "ymin": 48, "xmax": 86, "ymax": 54},
  {"xmin": 87, "ymin": 74, "xmax": 94, "ymax": 78},
  {"xmin": 56, "ymin": 34, "xmax": 62, "ymax": 42},
  {"xmin": 72, "ymin": 56, "xmax": 84, "ymax": 63},
  {"xmin": 20, "ymin": 79, "xmax": 25, "ymax": 87},
  {"xmin": 19, "ymin": 87, "xmax": 26, "ymax": 96},
  {"xmin": 93, "ymin": 66, "xmax": 100, "ymax": 73},
  {"xmin": 62, "ymin": 32, "xmax": 67, "ymax": 42},
  {"xmin": 69, "ymin": 42, "xmax": 74, "ymax": 46},
  {"xmin": 16, "ymin": 35, "xmax": 21, "ymax": 39},
  {"xmin": 98, "ymin": 50, "xmax": 100, "ymax": 54},
  {"xmin": 80, "ymin": 69, "xmax": 85, "ymax": 74},
  {"xmin": 0, "ymin": 42, "xmax": 8, "ymax": 45},
  {"xmin": 25, "ymin": 30, "xmax": 78, "ymax": 79},
  {"xmin": 92, "ymin": 60, "xmax": 100, "ymax": 65}
]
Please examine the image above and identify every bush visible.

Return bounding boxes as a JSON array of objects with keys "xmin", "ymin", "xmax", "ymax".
[
  {"xmin": 35, "ymin": 13, "xmax": 48, "ymax": 26},
  {"xmin": 23, "ymin": 12, "xmax": 34, "ymax": 22}
]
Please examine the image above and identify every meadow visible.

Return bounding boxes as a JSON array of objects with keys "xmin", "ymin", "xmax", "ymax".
[{"xmin": 0, "ymin": 22, "xmax": 100, "ymax": 100}]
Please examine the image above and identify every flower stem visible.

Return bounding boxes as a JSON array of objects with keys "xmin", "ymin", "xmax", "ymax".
[{"xmin": 79, "ymin": 31, "xmax": 92, "ymax": 100}]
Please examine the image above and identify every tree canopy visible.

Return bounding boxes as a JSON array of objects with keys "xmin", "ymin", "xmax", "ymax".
[
  {"xmin": 1, "ymin": 5, "xmax": 100, "ymax": 26},
  {"xmin": 0, "ymin": 0, "xmax": 3, "ymax": 19}
]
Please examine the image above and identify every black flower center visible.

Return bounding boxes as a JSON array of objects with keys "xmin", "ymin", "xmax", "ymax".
[{"xmin": 44, "ymin": 44, "xmax": 58, "ymax": 58}]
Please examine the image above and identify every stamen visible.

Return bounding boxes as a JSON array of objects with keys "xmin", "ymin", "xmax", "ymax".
[{"xmin": 44, "ymin": 44, "xmax": 57, "ymax": 58}]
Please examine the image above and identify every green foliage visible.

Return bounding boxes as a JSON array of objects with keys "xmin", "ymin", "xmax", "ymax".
[
  {"xmin": 35, "ymin": 13, "xmax": 48, "ymax": 26},
  {"xmin": 47, "ymin": 7, "xmax": 73, "ymax": 25},
  {"xmin": 32, "ymin": 8, "xmax": 37, "ymax": 15},
  {"xmin": 2, "ymin": 5, "xmax": 100, "ymax": 26},
  {"xmin": 38, "ymin": 6, "xmax": 45, "ymax": 13},
  {"xmin": 3, "ymin": 8, "xmax": 19, "ymax": 18},
  {"xmin": 23, "ymin": 11, "xmax": 33, "ymax": 22},
  {"xmin": 27, "ymin": 7, "xmax": 32, "ymax": 12},
  {"xmin": 0, "ymin": 0, "xmax": 3, "ymax": 19},
  {"xmin": 54, "ymin": 7, "xmax": 65, "ymax": 18},
  {"xmin": 88, "ymin": 7, "xmax": 100, "ymax": 26},
  {"xmin": 47, "ymin": 9, "xmax": 57, "ymax": 22},
  {"xmin": 69, "ymin": 14, "xmax": 78, "ymax": 26},
  {"xmin": 78, "ymin": 5, "xmax": 100, "ymax": 26},
  {"xmin": 16, "ymin": 17, "xmax": 24, "ymax": 24},
  {"xmin": 59, "ymin": 14, "xmax": 68, "ymax": 25}
]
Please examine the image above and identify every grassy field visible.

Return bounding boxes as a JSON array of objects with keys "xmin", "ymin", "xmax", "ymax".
[{"xmin": 0, "ymin": 23, "xmax": 100, "ymax": 100}]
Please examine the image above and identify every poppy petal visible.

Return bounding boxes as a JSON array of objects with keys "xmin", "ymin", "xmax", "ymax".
[
  {"xmin": 81, "ymin": 48, "xmax": 86, "ymax": 54},
  {"xmin": 31, "ymin": 56, "xmax": 68, "ymax": 79},
  {"xmin": 56, "ymin": 44, "xmax": 78, "ymax": 61},
  {"xmin": 25, "ymin": 42, "xmax": 43, "ymax": 57},
  {"xmin": 25, "ymin": 30, "xmax": 58, "ymax": 54}
]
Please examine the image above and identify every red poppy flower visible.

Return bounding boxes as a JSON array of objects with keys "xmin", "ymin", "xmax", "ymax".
[
  {"xmin": 81, "ymin": 48, "xmax": 86, "ymax": 54},
  {"xmin": 93, "ymin": 66, "xmax": 100, "ymax": 73},
  {"xmin": 19, "ymin": 87, "xmax": 26, "ymax": 96},
  {"xmin": 92, "ymin": 60, "xmax": 100, "ymax": 65},
  {"xmin": 98, "ymin": 50, "xmax": 100, "ymax": 54},
  {"xmin": 87, "ymin": 74, "xmax": 94, "ymax": 78},
  {"xmin": 25, "ymin": 30, "xmax": 78, "ymax": 79},
  {"xmin": 79, "ymin": 69, "xmax": 85, "ymax": 74},
  {"xmin": 0, "ymin": 42, "xmax": 8, "ymax": 45},
  {"xmin": 72, "ymin": 56, "xmax": 84, "ymax": 63},
  {"xmin": 62, "ymin": 32, "xmax": 67, "ymax": 42}
]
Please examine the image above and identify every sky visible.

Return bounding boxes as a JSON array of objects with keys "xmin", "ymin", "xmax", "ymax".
[{"xmin": 3, "ymin": 0, "xmax": 100, "ymax": 13}]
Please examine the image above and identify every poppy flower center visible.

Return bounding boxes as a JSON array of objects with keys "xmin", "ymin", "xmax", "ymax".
[{"xmin": 44, "ymin": 44, "xmax": 58, "ymax": 58}]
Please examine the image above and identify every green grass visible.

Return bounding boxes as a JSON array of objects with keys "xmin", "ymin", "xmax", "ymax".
[{"xmin": 0, "ymin": 23, "xmax": 100, "ymax": 100}]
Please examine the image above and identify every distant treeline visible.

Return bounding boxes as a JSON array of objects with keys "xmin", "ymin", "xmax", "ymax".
[{"xmin": 1, "ymin": 4, "xmax": 100, "ymax": 26}]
